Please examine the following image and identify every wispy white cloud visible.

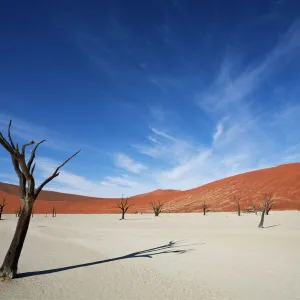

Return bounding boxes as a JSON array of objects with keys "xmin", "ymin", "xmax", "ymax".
[
  {"xmin": 101, "ymin": 174, "xmax": 137, "ymax": 188},
  {"xmin": 135, "ymin": 126, "xmax": 196, "ymax": 164},
  {"xmin": 213, "ymin": 122, "xmax": 224, "ymax": 143},
  {"xmin": 159, "ymin": 148, "xmax": 213, "ymax": 181},
  {"xmin": 114, "ymin": 153, "xmax": 147, "ymax": 174},
  {"xmin": 0, "ymin": 113, "xmax": 76, "ymax": 152},
  {"xmin": 32, "ymin": 157, "xmax": 154, "ymax": 197},
  {"xmin": 198, "ymin": 20, "xmax": 300, "ymax": 111},
  {"xmin": 149, "ymin": 127, "xmax": 178, "ymax": 142}
]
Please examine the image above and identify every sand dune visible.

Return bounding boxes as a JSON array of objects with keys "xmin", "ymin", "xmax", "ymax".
[
  {"xmin": 1, "ymin": 212, "xmax": 299, "ymax": 299},
  {"xmin": 1, "ymin": 163, "xmax": 300, "ymax": 213}
]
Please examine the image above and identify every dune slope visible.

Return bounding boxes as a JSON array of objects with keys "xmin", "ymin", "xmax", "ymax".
[{"xmin": 0, "ymin": 163, "xmax": 300, "ymax": 213}]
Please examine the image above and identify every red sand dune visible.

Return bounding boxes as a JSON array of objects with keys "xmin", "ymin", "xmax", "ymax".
[{"xmin": 1, "ymin": 163, "xmax": 300, "ymax": 214}]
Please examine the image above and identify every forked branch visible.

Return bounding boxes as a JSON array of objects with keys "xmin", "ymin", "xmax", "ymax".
[
  {"xmin": 0, "ymin": 120, "xmax": 80, "ymax": 201},
  {"xmin": 263, "ymin": 192, "xmax": 274, "ymax": 215}
]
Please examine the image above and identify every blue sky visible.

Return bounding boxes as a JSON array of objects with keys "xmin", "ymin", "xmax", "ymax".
[{"xmin": 1, "ymin": 0, "xmax": 300, "ymax": 197}]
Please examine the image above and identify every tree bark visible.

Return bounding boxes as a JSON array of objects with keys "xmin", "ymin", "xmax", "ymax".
[
  {"xmin": 121, "ymin": 211, "xmax": 125, "ymax": 220},
  {"xmin": 0, "ymin": 202, "xmax": 33, "ymax": 279},
  {"xmin": 258, "ymin": 209, "xmax": 265, "ymax": 228}
]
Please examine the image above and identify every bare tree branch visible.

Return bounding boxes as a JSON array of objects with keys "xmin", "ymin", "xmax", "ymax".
[
  {"xmin": 34, "ymin": 150, "xmax": 81, "ymax": 199},
  {"xmin": 0, "ymin": 130, "xmax": 14, "ymax": 154},
  {"xmin": 27, "ymin": 140, "xmax": 46, "ymax": 169},
  {"xmin": 11, "ymin": 157, "xmax": 26, "ymax": 200},
  {"xmin": 263, "ymin": 192, "xmax": 274, "ymax": 215},
  {"xmin": 30, "ymin": 163, "xmax": 36, "ymax": 175},
  {"xmin": 8, "ymin": 120, "xmax": 15, "ymax": 149},
  {"xmin": 21, "ymin": 140, "xmax": 35, "ymax": 156}
]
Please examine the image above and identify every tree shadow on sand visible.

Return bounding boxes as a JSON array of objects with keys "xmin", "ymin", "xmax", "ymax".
[
  {"xmin": 17, "ymin": 241, "xmax": 194, "ymax": 278},
  {"xmin": 263, "ymin": 224, "xmax": 281, "ymax": 228}
]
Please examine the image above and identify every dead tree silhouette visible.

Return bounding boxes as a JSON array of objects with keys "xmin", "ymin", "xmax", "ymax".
[
  {"xmin": 202, "ymin": 201, "xmax": 209, "ymax": 216},
  {"xmin": 150, "ymin": 200, "xmax": 164, "ymax": 216},
  {"xmin": 0, "ymin": 120, "xmax": 79, "ymax": 279},
  {"xmin": 233, "ymin": 195, "xmax": 241, "ymax": 216},
  {"xmin": 0, "ymin": 197, "xmax": 7, "ymax": 220},
  {"xmin": 116, "ymin": 195, "xmax": 134, "ymax": 220}
]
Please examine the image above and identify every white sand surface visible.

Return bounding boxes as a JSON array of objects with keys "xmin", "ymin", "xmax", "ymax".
[{"xmin": 0, "ymin": 211, "xmax": 300, "ymax": 300}]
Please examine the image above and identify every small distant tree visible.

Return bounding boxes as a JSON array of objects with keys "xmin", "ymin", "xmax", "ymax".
[
  {"xmin": 251, "ymin": 201, "xmax": 257, "ymax": 215},
  {"xmin": 52, "ymin": 207, "xmax": 56, "ymax": 217},
  {"xmin": 150, "ymin": 200, "xmax": 164, "ymax": 216},
  {"xmin": 202, "ymin": 201, "xmax": 209, "ymax": 216},
  {"xmin": 263, "ymin": 193, "xmax": 274, "ymax": 215},
  {"xmin": 15, "ymin": 206, "xmax": 21, "ymax": 218},
  {"xmin": 31, "ymin": 209, "xmax": 34, "ymax": 218},
  {"xmin": 233, "ymin": 195, "xmax": 241, "ymax": 216},
  {"xmin": 116, "ymin": 195, "xmax": 134, "ymax": 220},
  {"xmin": 0, "ymin": 197, "xmax": 7, "ymax": 220}
]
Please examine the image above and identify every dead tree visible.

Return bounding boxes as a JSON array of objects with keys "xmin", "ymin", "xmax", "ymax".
[
  {"xmin": 15, "ymin": 206, "xmax": 21, "ymax": 218},
  {"xmin": 116, "ymin": 195, "xmax": 134, "ymax": 220},
  {"xmin": 0, "ymin": 197, "xmax": 7, "ymax": 220},
  {"xmin": 52, "ymin": 207, "xmax": 56, "ymax": 217},
  {"xmin": 251, "ymin": 201, "xmax": 257, "ymax": 215},
  {"xmin": 233, "ymin": 195, "xmax": 241, "ymax": 216},
  {"xmin": 202, "ymin": 201, "xmax": 209, "ymax": 216},
  {"xmin": 0, "ymin": 120, "xmax": 80, "ymax": 279},
  {"xmin": 15, "ymin": 207, "xmax": 21, "ymax": 218},
  {"xmin": 31, "ymin": 209, "xmax": 34, "ymax": 218},
  {"xmin": 263, "ymin": 193, "xmax": 273, "ymax": 215},
  {"xmin": 258, "ymin": 200, "xmax": 269, "ymax": 228},
  {"xmin": 150, "ymin": 200, "xmax": 164, "ymax": 216}
]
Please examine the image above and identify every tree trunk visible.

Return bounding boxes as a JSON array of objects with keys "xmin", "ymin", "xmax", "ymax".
[
  {"xmin": 0, "ymin": 210, "xmax": 2, "ymax": 220},
  {"xmin": 258, "ymin": 209, "xmax": 265, "ymax": 228},
  {"xmin": 0, "ymin": 203, "xmax": 33, "ymax": 279},
  {"xmin": 121, "ymin": 211, "xmax": 125, "ymax": 220}
]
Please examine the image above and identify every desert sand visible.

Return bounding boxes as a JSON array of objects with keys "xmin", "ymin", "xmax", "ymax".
[{"xmin": 1, "ymin": 211, "xmax": 300, "ymax": 300}]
